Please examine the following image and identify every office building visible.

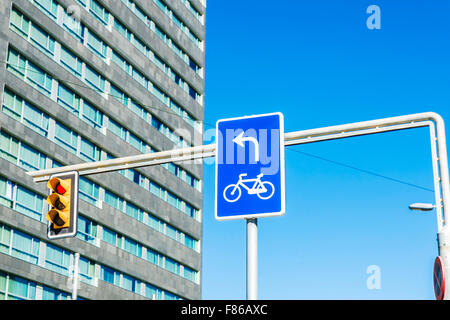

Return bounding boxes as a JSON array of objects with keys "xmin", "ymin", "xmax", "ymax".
[{"xmin": 0, "ymin": 0, "xmax": 205, "ymax": 300}]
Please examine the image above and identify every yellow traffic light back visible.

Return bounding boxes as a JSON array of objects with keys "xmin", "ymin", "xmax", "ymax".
[
  {"xmin": 45, "ymin": 171, "xmax": 79, "ymax": 239},
  {"xmin": 46, "ymin": 177, "xmax": 72, "ymax": 229}
]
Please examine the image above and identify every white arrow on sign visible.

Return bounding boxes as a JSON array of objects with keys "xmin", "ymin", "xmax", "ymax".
[{"xmin": 233, "ymin": 132, "xmax": 260, "ymax": 162}]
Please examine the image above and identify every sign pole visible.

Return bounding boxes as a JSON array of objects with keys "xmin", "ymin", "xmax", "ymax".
[{"xmin": 246, "ymin": 218, "xmax": 258, "ymax": 300}]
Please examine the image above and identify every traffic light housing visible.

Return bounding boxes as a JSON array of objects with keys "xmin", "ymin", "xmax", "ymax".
[{"xmin": 46, "ymin": 171, "xmax": 79, "ymax": 239}]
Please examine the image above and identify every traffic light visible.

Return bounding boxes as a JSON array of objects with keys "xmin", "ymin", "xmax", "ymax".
[{"xmin": 46, "ymin": 171, "xmax": 79, "ymax": 239}]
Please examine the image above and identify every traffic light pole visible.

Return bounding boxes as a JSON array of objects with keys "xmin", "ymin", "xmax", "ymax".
[
  {"xmin": 28, "ymin": 111, "xmax": 450, "ymax": 300},
  {"xmin": 246, "ymin": 218, "xmax": 258, "ymax": 300},
  {"xmin": 72, "ymin": 252, "xmax": 80, "ymax": 300}
]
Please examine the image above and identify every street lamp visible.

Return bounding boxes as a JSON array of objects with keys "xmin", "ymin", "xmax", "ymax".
[{"xmin": 409, "ymin": 203, "xmax": 435, "ymax": 212}]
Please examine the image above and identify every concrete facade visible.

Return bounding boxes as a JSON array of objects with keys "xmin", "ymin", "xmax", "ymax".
[{"xmin": 0, "ymin": 0, "xmax": 205, "ymax": 300}]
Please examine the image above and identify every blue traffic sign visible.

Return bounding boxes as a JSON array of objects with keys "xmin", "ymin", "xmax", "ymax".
[{"xmin": 215, "ymin": 112, "xmax": 285, "ymax": 220}]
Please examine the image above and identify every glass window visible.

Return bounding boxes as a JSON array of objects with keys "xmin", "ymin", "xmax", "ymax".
[
  {"xmin": 104, "ymin": 190, "xmax": 124, "ymax": 211},
  {"xmin": 128, "ymin": 133, "xmax": 144, "ymax": 152},
  {"xmin": 0, "ymin": 131, "xmax": 19, "ymax": 163},
  {"xmin": 19, "ymin": 143, "xmax": 46, "ymax": 171},
  {"xmin": 149, "ymin": 181, "xmax": 163, "ymax": 199},
  {"xmin": 164, "ymin": 291, "xmax": 179, "ymax": 300},
  {"xmin": 146, "ymin": 248, "xmax": 163, "ymax": 267},
  {"xmin": 22, "ymin": 101, "xmax": 49, "ymax": 137},
  {"xmin": 110, "ymin": 84, "xmax": 128, "ymax": 106},
  {"xmin": 145, "ymin": 283, "xmax": 162, "ymax": 300},
  {"xmin": 125, "ymin": 202, "xmax": 142, "ymax": 221},
  {"xmin": 184, "ymin": 266, "xmax": 197, "ymax": 282},
  {"xmin": 2, "ymin": 89, "xmax": 23, "ymax": 120},
  {"xmin": 26, "ymin": 61, "xmax": 53, "ymax": 96},
  {"xmin": 54, "ymin": 122, "xmax": 78, "ymax": 154},
  {"xmin": 45, "ymin": 244, "xmax": 70, "ymax": 276},
  {"xmin": 60, "ymin": 46, "xmax": 83, "ymax": 78},
  {"xmin": 185, "ymin": 234, "xmax": 197, "ymax": 251},
  {"xmin": 34, "ymin": 0, "xmax": 58, "ymax": 19},
  {"xmin": 77, "ymin": 215, "xmax": 97, "ymax": 244},
  {"xmin": 78, "ymin": 256, "xmax": 95, "ymax": 284},
  {"xmin": 108, "ymin": 118, "xmax": 127, "ymax": 140},
  {"xmin": 78, "ymin": 177, "xmax": 99, "ymax": 206},
  {"xmin": 146, "ymin": 214, "xmax": 163, "ymax": 233},
  {"xmin": 111, "ymin": 51, "xmax": 130, "ymax": 74},
  {"xmin": 122, "ymin": 274, "xmax": 140, "ymax": 293},
  {"xmin": 129, "ymin": 100, "xmax": 145, "ymax": 120},
  {"xmin": 89, "ymin": 0, "xmax": 109, "ymax": 25},
  {"xmin": 63, "ymin": 11, "xmax": 85, "ymax": 42},
  {"xmin": 100, "ymin": 265, "xmax": 120, "ymax": 286},
  {"xmin": 42, "ymin": 286, "xmax": 70, "ymax": 300},
  {"xmin": 14, "ymin": 185, "xmax": 43, "ymax": 221},
  {"xmin": 30, "ymin": 23, "xmax": 55, "ymax": 55},
  {"xmin": 84, "ymin": 65, "xmax": 105, "ymax": 93},
  {"xmin": 7, "ymin": 49, "xmax": 26, "ymax": 78},
  {"xmin": 131, "ymin": 68, "xmax": 147, "ymax": 89},
  {"xmin": 10, "ymin": 8, "xmax": 30, "ymax": 38},
  {"xmin": 80, "ymin": 138, "xmax": 101, "ymax": 162},
  {"xmin": 11, "ymin": 230, "xmax": 40, "ymax": 265},
  {"xmin": 57, "ymin": 84, "xmax": 80, "ymax": 115},
  {"xmin": 0, "ymin": 178, "xmax": 13, "ymax": 209},
  {"xmin": 123, "ymin": 238, "xmax": 141, "ymax": 257},
  {"xmin": 165, "ymin": 257, "xmax": 180, "ymax": 275},
  {"xmin": 132, "ymin": 37, "xmax": 148, "ymax": 57},
  {"xmin": 7, "ymin": 276, "xmax": 36, "ymax": 300},
  {"xmin": 102, "ymin": 226, "xmax": 117, "ymax": 246},
  {"xmin": 113, "ymin": 19, "xmax": 130, "ymax": 41},
  {"xmin": 0, "ymin": 224, "xmax": 11, "ymax": 254},
  {"xmin": 166, "ymin": 224, "xmax": 180, "ymax": 242},
  {"xmin": 86, "ymin": 30, "xmax": 107, "ymax": 59},
  {"xmin": 82, "ymin": 101, "xmax": 103, "ymax": 130},
  {"xmin": 152, "ymin": 85, "xmax": 168, "ymax": 105}
]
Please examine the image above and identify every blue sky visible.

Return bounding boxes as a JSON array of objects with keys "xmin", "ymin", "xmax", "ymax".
[{"xmin": 200, "ymin": 1, "xmax": 450, "ymax": 299}]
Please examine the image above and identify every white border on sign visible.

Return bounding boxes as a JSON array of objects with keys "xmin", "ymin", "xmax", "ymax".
[{"xmin": 215, "ymin": 112, "xmax": 285, "ymax": 221}]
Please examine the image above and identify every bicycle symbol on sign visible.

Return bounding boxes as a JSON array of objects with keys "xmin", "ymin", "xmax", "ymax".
[{"xmin": 223, "ymin": 173, "xmax": 275, "ymax": 203}]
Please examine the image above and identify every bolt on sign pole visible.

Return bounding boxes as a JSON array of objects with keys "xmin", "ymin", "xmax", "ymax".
[{"xmin": 28, "ymin": 112, "xmax": 450, "ymax": 299}]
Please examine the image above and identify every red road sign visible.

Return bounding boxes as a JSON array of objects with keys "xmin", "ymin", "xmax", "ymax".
[{"xmin": 434, "ymin": 256, "xmax": 445, "ymax": 300}]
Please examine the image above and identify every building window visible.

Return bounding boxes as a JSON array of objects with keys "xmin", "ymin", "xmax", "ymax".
[
  {"xmin": 78, "ymin": 256, "xmax": 95, "ymax": 285},
  {"xmin": 57, "ymin": 84, "xmax": 80, "ymax": 116},
  {"xmin": 89, "ymin": 0, "xmax": 110, "ymax": 26},
  {"xmin": 0, "ymin": 131, "xmax": 19, "ymax": 163},
  {"xmin": 19, "ymin": 143, "xmax": 46, "ymax": 171},
  {"xmin": 104, "ymin": 190, "xmax": 124, "ymax": 212},
  {"xmin": 34, "ymin": 0, "xmax": 58, "ymax": 19},
  {"xmin": 42, "ymin": 286, "xmax": 70, "ymax": 300},
  {"xmin": 54, "ymin": 122, "xmax": 78, "ymax": 154},
  {"xmin": 86, "ymin": 30, "xmax": 107, "ymax": 60},
  {"xmin": 100, "ymin": 265, "xmax": 120, "ymax": 286},
  {"xmin": 2, "ymin": 89, "xmax": 23, "ymax": 120},
  {"xmin": 0, "ymin": 273, "xmax": 37, "ymax": 300},
  {"xmin": 14, "ymin": 185, "xmax": 43, "ymax": 221},
  {"xmin": 80, "ymin": 138, "xmax": 101, "ymax": 162},
  {"xmin": 84, "ymin": 65, "xmax": 105, "ymax": 93},
  {"xmin": 11, "ymin": 230, "xmax": 40, "ymax": 265},
  {"xmin": 77, "ymin": 215, "xmax": 97, "ymax": 245},
  {"xmin": 22, "ymin": 101, "xmax": 49, "ymax": 137},
  {"xmin": 78, "ymin": 177, "xmax": 100, "ymax": 206},
  {"xmin": 60, "ymin": 46, "xmax": 83, "ymax": 78},
  {"xmin": 45, "ymin": 244, "xmax": 71, "ymax": 276}
]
